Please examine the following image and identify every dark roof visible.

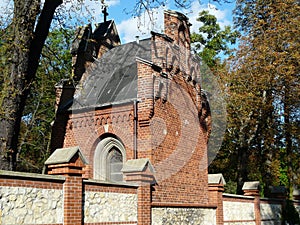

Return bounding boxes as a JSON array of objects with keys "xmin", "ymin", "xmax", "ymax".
[
  {"xmin": 70, "ymin": 24, "xmax": 92, "ymax": 55},
  {"xmin": 93, "ymin": 20, "xmax": 118, "ymax": 40},
  {"xmin": 71, "ymin": 38, "xmax": 151, "ymax": 110}
]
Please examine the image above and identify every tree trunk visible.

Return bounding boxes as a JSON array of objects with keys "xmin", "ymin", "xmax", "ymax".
[
  {"xmin": 236, "ymin": 144, "xmax": 249, "ymax": 195},
  {"xmin": 0, "ymin": 0, "xmax": 62, "ymax": 170},
  {"xmin": 283, "ymin": 84, "xmax": 292, "ymax": 197}
]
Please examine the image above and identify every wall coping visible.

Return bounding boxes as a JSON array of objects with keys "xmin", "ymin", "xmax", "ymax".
[
  {"xmin": 45, "ymin": 146, "xmax": 88, "ymax": 165},
  {"xmin": 223, "ymin": 193, "xmax": 255, "ymax": 200},
  {"xmin": 83, "ymin": 178, "xmax": 139, "ymax": 188},
  {"xmin": 260, "ymin": 197, "xmax": 285, "ymax": 203},
  {"xmin": 208, "ymin": 173, "xmax": 226, "ymax": 185},
  {"xmin": 151, "ymin": 202, "xmax": 217, "ymax": 209},
  {"xmin": 242, "ymin": 181, "xmax": 260, "ymax": 190},
  {"xmin": 122, "ymin": 158, "xmax": 155, "ymax": 173},
  {"xmin": 0, "ymin": 170, "xmax": 65, "ymax": 182}
]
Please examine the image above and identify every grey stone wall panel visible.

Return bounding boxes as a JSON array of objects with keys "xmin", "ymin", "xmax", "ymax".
[
  {"xmin": 0, "ymin": 186, "xmax": 63, "ymax": 224},
  {"xmin": 84, "ymin": 191, "xmax": 137, "ymax": 223},
  {"xmin": 151, "ymin": 207, "xmax": 216, "ymax": 225},
  {"xmin": 223, "ymin": 201, "xmax": 255, "ymax": 221},
  {"xmin": 260, "ymin": 203, "xmax": 281, "ymax": 221}
]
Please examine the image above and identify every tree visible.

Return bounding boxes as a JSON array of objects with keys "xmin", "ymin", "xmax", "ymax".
[
  {"xmin": 190, "ymin": 10, "xmax": 239, "ymax": 193},
  {"xmin": 226, "ymin": 0, "xmax": 300, "ymax": 195},
  {"xmin": 17, "ymin": 28, "xmax": 72, "ymax": 172},
  {"xmin": 191, "ymin": 10, "xmax": 239, "ymax": 68},
  {"xmin": 0, "ymin": 0, "xmax": 63, "ymax": 171}
]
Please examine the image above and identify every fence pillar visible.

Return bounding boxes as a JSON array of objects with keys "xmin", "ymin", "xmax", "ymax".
[
  {"xmin": 243, "ymin": 181, "xmax": 261, "ymax": 225},
  {"xmin": 45, "ymin": 146, "xmax": 88, "ymax": 225},
  {"xmin": 269, "ymin": 186, "xmax": 287, "ymax": 199},
  {"xmin": 208, "ymin": 174, "xmax": 226, "ymax": 225},
  {"xmin": 122, "ymin": 158, "xmax": 156, "ymax": 225}
]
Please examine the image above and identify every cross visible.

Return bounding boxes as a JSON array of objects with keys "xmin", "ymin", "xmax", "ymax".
[{"xmin": 101, "ymin": 2, "xmax": 109, "ymax": 22}]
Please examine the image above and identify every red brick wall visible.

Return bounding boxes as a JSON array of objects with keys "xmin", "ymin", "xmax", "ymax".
[
  {"xmin": 62, "ymin": 104, "xmax": 135, "ymax": 178},
  {"xmin": 0, "ymin": 172, "xmax": 64, "ymax": 189},
  {"xmin": 164, "ymin": 10, "xmax": 191, "ymax": 50},
  {"xmin": 136, "ymin": 41, "xmax": 209, "ymax": 204},
  {"xmin": 148, "ymin": 89, "xmax": 209, "ymax": 203}
]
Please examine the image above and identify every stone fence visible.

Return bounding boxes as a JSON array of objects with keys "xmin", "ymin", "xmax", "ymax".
[
  {"xmin": 1, "ymin": 170, "xmax": 299, "ymax": 225},
  {"xmin": 0, "ymin": 148, "xmax": 299, "ymax": 225},
  {"xmin": 208, "ymin": 175, "xmax": 300, "ymax": 225},
  {"xmin": 0, "ymin": 170, "xmax": 138, "ymax": 225}
]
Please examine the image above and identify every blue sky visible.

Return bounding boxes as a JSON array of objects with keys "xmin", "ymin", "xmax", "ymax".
[
  {"xmin": 0, "ymin": 0, "xmax": 235, "ymax": 43},
  {"xmin": 66, "ymin": 0, "xmax": 236, "ymax": 43}
]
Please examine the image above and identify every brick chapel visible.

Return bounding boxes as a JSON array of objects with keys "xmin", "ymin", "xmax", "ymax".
[{"xmin": 50, "ymin": 9, "xmax": 215, "ymax": 224}]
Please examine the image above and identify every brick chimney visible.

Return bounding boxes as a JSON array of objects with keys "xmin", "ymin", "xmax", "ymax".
[{"xmin": 164, "ymin": 10, "xmax": 191, "ymax": 50}]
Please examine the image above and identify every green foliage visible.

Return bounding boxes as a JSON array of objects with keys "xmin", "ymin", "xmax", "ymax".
[
  {"xmin": 191, "ymin": 10, "xmax": 239, "ymax": 68},
  {"xmin": 190, "ymin": 10, "xmax": 240, "ymax": 192},
  {"xmin": 224, "ymin": 180, "xmax": 237, "ymax": 194},
  {"xmin": 16, "ymin": 28, "xmax": 73, "ymax": 172}
]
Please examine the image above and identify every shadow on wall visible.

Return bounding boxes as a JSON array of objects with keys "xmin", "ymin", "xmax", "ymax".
[{"xmin": 282, "ymin": 200, "xmax": 300, "ymax": 225}]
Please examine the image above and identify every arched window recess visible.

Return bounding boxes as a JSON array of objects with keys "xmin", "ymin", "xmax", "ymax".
[{"xmin": 93, "ymin": 136, "xmax": 126, "ymax": 182}]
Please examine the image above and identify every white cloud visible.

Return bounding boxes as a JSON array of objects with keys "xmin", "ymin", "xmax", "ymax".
[
  {"xmin": 116, "ymin": 0, "xmax": 233, "ymax": 43},
  {"xmin": 105, "ymin": 0, "xmax": 120, "ymax": 7},
  {"xmin": 116, "ymin": 5, "xmax": 166, "ymax": 43},
  {"xmin": 183, "ymin": 1, "xmax": 232, "ymax": 33}
]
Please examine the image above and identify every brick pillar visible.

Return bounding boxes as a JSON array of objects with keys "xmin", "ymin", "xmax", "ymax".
[
  {"xmin": 137, "ymin": 185, "xmax": 152, "ymax": 225},
  {"xmin": 269, "ymin": 186, "xmax": 287, "ymax": 219},
  {"xmin": 253, "ymin": 195, "xmax": 261, "ymax": 225},
  {"xmin": 137, "ymin": 59, "xmax": 154, "ymax": 123},
  {"xmin": 122, "ymin": 158, "xmax": 156, "ymax": 225},
  {"xmin": 208, "ymin": 183, "xmax": 224, "ymax": 225},
  {"xmin": 269, "ymin": 186, "xmax": 287, "ymax": 199},
  {"xmin": 243, "ymin": 181, "xmax": 261, "ymax": 225},
  {"xmin": 208, "ymin": 174, "xmax": 226, "ymax": 225},
  {"xmin": 124, "ymin": 175, "xmax": 154, "ymax": 225},
  {"xmin": 47, "ymin": 159, "xmax": 84, "ymax": 225},
  {"xmin": 45, "ymin": 147, "xmax": 88, "ymax": 225},
  {"xmin": 64, "ymin": 175, "xmax": 83, "ymax": 225}
]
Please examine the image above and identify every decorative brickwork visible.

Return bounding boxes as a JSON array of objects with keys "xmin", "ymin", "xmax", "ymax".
[{"xmin": 164, "ymin": 10, "xmax": 191, "ymax": 50}]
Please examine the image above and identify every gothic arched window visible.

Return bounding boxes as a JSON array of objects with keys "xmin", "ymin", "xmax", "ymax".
[
  {"xmin": 93, "ymin": 136, "xmax": 126, "ymax": 182},
  {"xmin": 107, "ymin": 147, "xmax": 123, "ymax": 181}
]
